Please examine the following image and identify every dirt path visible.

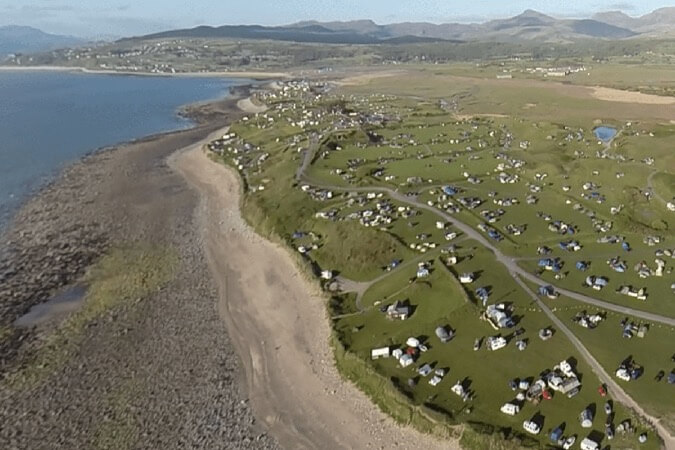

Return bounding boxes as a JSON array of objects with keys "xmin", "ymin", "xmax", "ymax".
[{"xmin": 171, "ymin": 144, "xmax": 456, "ymax": 450}]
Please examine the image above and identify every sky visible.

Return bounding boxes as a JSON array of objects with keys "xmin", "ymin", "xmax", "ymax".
[{"xmin": 0, "ymin": 0, "xmax": 672, "ymax": 39}]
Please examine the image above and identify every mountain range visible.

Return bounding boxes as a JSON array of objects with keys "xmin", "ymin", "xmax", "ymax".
[
  {"xmin": 0, "ymin": 26, "xmax": 84, "ymax": 57},
  {"xmin": 137, "ymin": 7, "xmax": 675, "ymax": 44}
]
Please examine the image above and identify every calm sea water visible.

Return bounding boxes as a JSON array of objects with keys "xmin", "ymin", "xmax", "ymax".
[{"xmin": 0, "ymin": 71, "xmax": 245, "ymax": 229}]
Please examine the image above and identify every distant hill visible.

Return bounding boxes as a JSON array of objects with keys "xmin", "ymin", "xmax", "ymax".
[
  {"xmin": 0, "ymin": 26, "xmax": 84, "ymax": 57},
  {"xmin": 593, "ymin": 7, "xmax": 675, "ymax": 36},
  {"xmin": 133, "ymin": 9, "xmax": 649, "ymax": 45},
  {"xmin": 134, "ymin": 24, "xmax": 456, "ymax": 45}
]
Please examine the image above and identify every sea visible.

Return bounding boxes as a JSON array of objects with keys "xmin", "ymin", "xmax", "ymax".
[{"xmin": 0, "ymin": 71, "xmax": 245, "ymax": 230}]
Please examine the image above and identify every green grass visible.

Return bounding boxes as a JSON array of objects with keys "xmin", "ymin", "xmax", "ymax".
[
  {"xmin": 545, "ymin": 293, "xmax": 675, "ymax": 433},
  {"xmin": 212, "ymin": 70, "xmax": 673, "ymax": 449}
]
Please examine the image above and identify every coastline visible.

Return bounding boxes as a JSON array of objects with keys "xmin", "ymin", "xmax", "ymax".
[
  {"xmin": 0, "ymin": 74, "xmax": 453, "ymax": 447},
  {"xmin": 0, "ymin": 65, "xmax": 290, "ymax": 80},
  {"xmin": 0, "ymin": 87, "xmax": 283, "ymax": 448},
  {"xmin": 171, "ymin": 133, "xmax": 455, "ymax": 450}
]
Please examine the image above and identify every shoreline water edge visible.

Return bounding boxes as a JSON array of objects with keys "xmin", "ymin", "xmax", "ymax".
[{"xmin": 0, "ymin": 73, "xmax": 454, "ymax": 449}]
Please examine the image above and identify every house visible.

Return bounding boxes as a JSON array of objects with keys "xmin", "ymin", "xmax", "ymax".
[
  {"xmin": 500, "ymin": 403, "xmax": 520, "ymax": 415},
  {"xmin": 371, "ymin": 347, "xmax": 390, "ymax": 360},
  {"xmin": 386, "ymin": 301, "xmax": 411, "ymax": 320},
  {"xmin": 523, "ymin": 420, "xmax": 541, "ymax": 435},
  {"xmin": 486, "ymin": 336, "xmax": 507, "ymax": 351}
]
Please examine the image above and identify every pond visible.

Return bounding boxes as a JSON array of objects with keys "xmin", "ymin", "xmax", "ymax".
[
  {"xmin": 14, "ymin": 285, "xmax": 87, "ymax": 327},
  {"xmin": 593, "ymin": 126, "xmax": 617, "ymax": 142}
]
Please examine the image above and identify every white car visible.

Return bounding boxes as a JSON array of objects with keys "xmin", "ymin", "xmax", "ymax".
[{"xmin": 562, "ymin": 435, "xmax": 576, "ymax": 450}]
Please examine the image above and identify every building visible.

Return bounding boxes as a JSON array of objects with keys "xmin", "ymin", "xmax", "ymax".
[{"xmin": 386, "ymin": 301, "xmax": 411, "ymax": 320}]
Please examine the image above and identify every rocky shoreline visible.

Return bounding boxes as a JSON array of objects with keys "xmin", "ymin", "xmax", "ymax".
[{"xmin": 0, "ymin": 86, "xmax": 279, "ymax": 449}]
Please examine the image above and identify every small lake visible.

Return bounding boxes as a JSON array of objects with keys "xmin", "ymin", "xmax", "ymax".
[{"xmin": 593, "ymin": 126, "xmax": 617, "ymax": 142}]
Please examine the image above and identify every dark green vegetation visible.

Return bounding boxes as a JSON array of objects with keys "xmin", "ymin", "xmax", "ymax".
[{"xmin": 210, "ymin": 68, "xmax": 673, "ymax": 448}]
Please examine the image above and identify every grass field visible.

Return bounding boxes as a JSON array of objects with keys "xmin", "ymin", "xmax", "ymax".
[{"xmin": 213, "ymin": 66, "xmax": 674, "ymax": 448}]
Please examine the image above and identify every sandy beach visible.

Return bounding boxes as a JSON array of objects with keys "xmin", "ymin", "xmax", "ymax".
[
  {"xmin": 0, "ymin": 65, "xmax": 290, "ymax": 80},
  {"xmin": 172, "ymin": 137, "xmax": 455, "ymax": 449}
]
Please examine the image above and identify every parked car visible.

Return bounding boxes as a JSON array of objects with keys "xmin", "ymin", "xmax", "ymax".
[{"xmin": 562, "ymin": 435, "xmax": 576, "ymax": 450}]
